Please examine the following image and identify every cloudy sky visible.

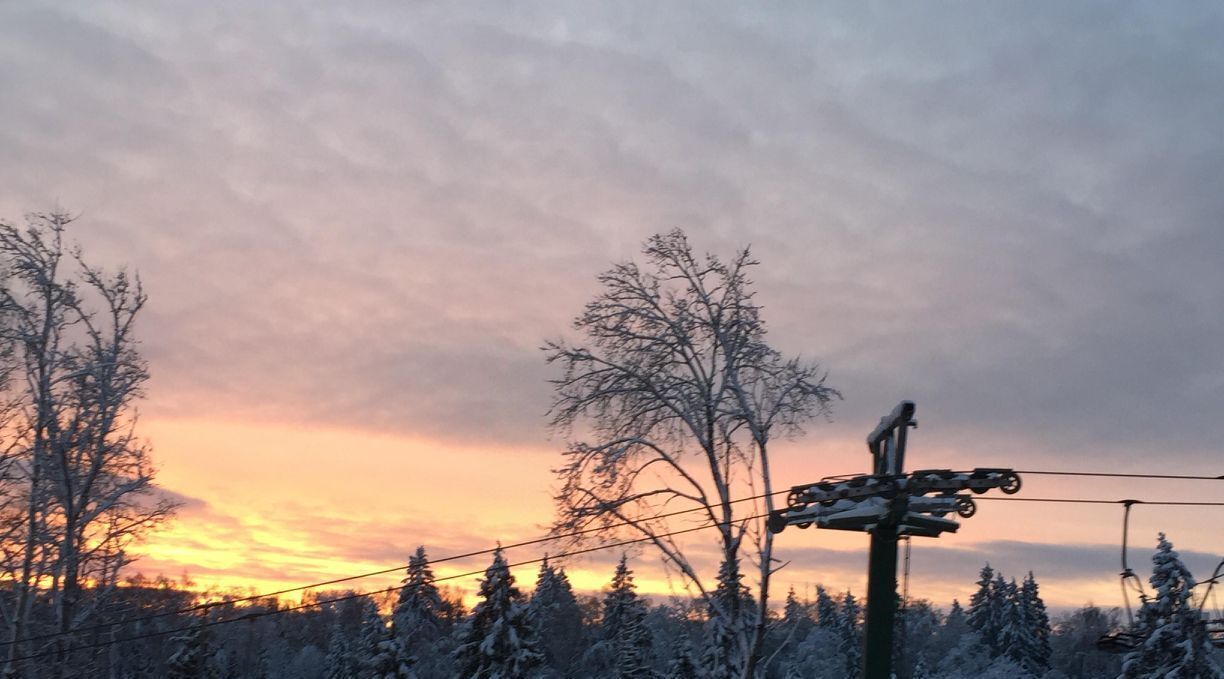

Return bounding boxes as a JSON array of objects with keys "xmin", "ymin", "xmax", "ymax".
[{"xmin": 1, "ymin": 0, "xmax": 1220, "ymax": 610}]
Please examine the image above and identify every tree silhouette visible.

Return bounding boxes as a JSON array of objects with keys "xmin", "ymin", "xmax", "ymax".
[{"xmin": 546, "ymin": 229, "xmax": 838, "ymax": 677}]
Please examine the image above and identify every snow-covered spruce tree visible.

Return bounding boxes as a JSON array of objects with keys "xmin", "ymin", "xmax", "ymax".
[
  {"xmin": 666, "ymin": 635, "xmax": 701, "ymax": 679},
  {"xmin": 967, "ymin": 564, "xmax": 999, "ymax": 655},
  {"xmin": 781, "ymin": 587, "xmax": 808, "ymax": 633},
  {"xmin": 393, "ymin": 546, "xmax": 448, "ymax": 642},
  {"xmin": 355, "ymin": 598, "xmax": 415, "ymax": 679},
  {"xmin": 945, "ymin": 599, "xmax": 966, "ymax": 632},
  {"xmin": 702, "ymin": 555, "xmax": 757, "ymax": 678},
  {"xmin": 546, "ymin": 230, "xmax": 839, "ymax": 679},
  {"xmin": 1121, "ymin": 533, "xmax": 1223, "ymax": 679},
  {"xmin": 165, "ymin": 620, "xmax": 219, "ymax": 679},
  {"xmin": 1017, "ymin": 572, "xmax": 1051, "ymax": 675},
  {"xmin": 815, "ymin": 585, "xmax": 838, "ymax": 629},
  {"xmin": 601, "ymin": 555, "xmax": 654, "ymax": 678},
  {"xmin": 934, "ymin": 596, "xmax": 994, "ymax": 678},
  {"xmin": 989, "ymin": 572, "xmax": 1010, "ymax": 656},
  {"xmin": 324, "ymin": 617, "xmax": 358, "ymax": 679},
  {"xmin": 996, "ymin": 578, "xmax": 1027, "ymax": 666},
  {"xmin": 837, "ymin": 591, "xmax": 862, "ymax": 678},
  {"xmin": 528, "ymin": 556, "xmax": 585, "ymax": 675},
  {"xmin": 936, "ymin": 599, "xmax": 970, "ymax": 659},
  {"xmin": 774, "ymin": 585, "xmax": 813, "ymax": 665},
  {"xmin": 393, "ymin": 545, "xmax": 454, "ymax": 677},
  {"xmin": 453, "ymin": 546, "xmax": 544, "ymax": 678}
]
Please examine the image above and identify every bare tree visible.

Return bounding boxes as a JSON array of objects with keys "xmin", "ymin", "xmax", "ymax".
[
  {"xmin": 0, "ymin": 212, "xmax": 176, "ymax": 677},
  {"xmin": 545, "ymin": 229, "xmax": 838, "ymax": 678}
]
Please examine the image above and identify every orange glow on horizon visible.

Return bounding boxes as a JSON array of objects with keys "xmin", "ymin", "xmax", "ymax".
[{"xmin": 130, "ymin": 416, "xmax": 1220, "ymax": 614}]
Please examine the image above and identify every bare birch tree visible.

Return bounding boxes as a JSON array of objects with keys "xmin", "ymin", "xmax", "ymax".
[
  {"xmin": 545, "ymin": 229, "xmax": 838, "ymax": 678},
  {"xmin": 0, "ymin": 212, "xmax": 175, "ymax": 677}
]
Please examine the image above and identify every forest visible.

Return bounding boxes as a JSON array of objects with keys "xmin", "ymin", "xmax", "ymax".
[{"xmin": 6, "ymin": 538, "xmax": 1218, "ymax": 678}]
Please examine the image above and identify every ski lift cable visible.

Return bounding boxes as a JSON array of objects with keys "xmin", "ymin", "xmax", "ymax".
[
  {"xmin": 814, "ymin": 469, "xmax": 1221, "ymax": 485},
  {"xmin": 976, "ymin": 497, "xmax": 1224, "ymax": 506},
  {"xmin": 1014, "ymin": 470, "xmax": 1222, "ymax": 481},
  {"xmin": 13, "ymin": 482, "xmax": 1215, "ymax": 651},
  {"xmin": 5, "ymin": 511, "xmax": 774, "ymax": 664},
  {"xmin": 6, "ymin": 470, "xmax": 1216, "ymax": 655},
  {"xmin": 0, "ymin": 489, "xmax": 789, "ymax": 650}
]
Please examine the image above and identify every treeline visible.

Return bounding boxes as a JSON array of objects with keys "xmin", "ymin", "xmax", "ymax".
[{"xmin": 5, "ymin": 534, "xmax": 1221, "ymax": 677}]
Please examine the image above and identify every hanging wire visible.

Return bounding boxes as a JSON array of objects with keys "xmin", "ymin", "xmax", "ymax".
[
  {"xmin": 1197, "ymin": 559, "xmax": 1224, "ymax": 614},
  {"xmin": 1014, "ymin": 470, "xmax": 1222, "ymax": 481},
  {"xmin": 1117, "ymin": 500, "xmax": 1145, "ymax": 626},
  {"xmin": 0, "ymin": 487, "xmax": 786, "ymax": 651},
  {"xmin": 8, "ymin": 510, "xmax": 774, "ymax": 664}
]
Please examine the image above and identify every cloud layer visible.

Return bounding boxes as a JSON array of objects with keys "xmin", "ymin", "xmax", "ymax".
[
  {"xmin": 1, "ymin": 1, "xmax": 1220, "ymax": 599},
  {"xmin": 3, "ymin": 2, "xmax": 1224, "ymax": 458}
]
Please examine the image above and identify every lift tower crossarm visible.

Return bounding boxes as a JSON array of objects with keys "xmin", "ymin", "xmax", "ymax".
[{"xmin": 766, "ymin": 401, "xmax": 1022, "ymax": 679}]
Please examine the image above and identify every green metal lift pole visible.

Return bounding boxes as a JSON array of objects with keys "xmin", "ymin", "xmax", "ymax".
[
  {"xmin": 769, "ymin": 401, "xmax": 1017, "ymax": 678},
  {"xmin": 863, "ymin": 524, "xmax": 899, "ymax": 679},
  {"xmin": 861, "ymin": 401, "xmax": 914, "ymax": 679}
]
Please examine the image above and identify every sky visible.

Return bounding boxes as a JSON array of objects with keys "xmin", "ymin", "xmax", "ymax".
[{"xmin": 0, "ymin": 1, "xmax": 1220, "ymax": 612}]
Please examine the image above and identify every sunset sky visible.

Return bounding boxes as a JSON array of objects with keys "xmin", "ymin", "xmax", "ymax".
[{"xmin": 0, "ymin": 1, "xmax": 1220, "ymax": 612}]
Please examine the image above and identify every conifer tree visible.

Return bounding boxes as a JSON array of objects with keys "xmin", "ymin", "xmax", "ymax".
[
  {"xmin": 602, "ymin": 555, "xmax": 654, "ymax": 678},
  {"xmin": 529, "ymin": 556, "xmax": 585, "ymax": 674},
  {"xmin": 1017, "ymin": 572, "xmax": 1051, "ymax": 674},
  {"xmin": 356, "ymin": 598, "xmax": 415, "ymax": 679},
  {"xmin": 945, "ymin": 599, "xmax": 967, "ymax": 636},
  {"xmin": 165, "ymin": 620, "xmax": 219, "ymax": 679},
  {"xmin": 989, "ymin": 571, "xmax": 1009, "ymax": 655},
  {"xmin": 838, "ymin": 591, "xmax": 862, "ymax": 677},
  {"xmin": 702, "ymin": 556, "xmax": 756, "ymax": 678},
  {"xmin": 780, "ymin": 586, "xmax": 813, "ymax": 649},
  {"xmin": 937, "ymin": 599, "xmax": 970, "ymax": 658},
  {"xmin": 1122, "ymin": 533, "xmax": 1223, "ymax": 678},
  {"xmin": 394, "ymin": 547, "xmax": 450, "ymax": 641},
  {"xmin": 996, "ymin": 578, "xmax": 1026, "ymax": 664},
  {"xmin": 324, "ymin": 620, "xmax": 358, "ymax": 679},
  {"xmin": 393, "ymin": 546, "xmax": 449, "ymax": 676},
  {"xmin": 967, "ymin": 564, "xmax": 999, "ymax": 653},
  {"xmin": 782, "ymin": 587, "xmax": 805, "ymax": 627},
  {"xmin": 665, "ymin": 635, "xmax": 700, "ymax": 679},
  {"xmin": 453, "ymin": 546, "xmax": 544, "ymax": 678},
  {"xmin": 815, "ymin": 585, "xmax": 838, "ymax": 628}
]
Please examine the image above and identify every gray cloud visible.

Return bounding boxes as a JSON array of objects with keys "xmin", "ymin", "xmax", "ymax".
[
  {"xmin": 783, "ymin": 539, "xmax": 1221, "ymax": 590},
  {"xmin": 0, "ymin": 0, "xmax": 1221, "ymax": 479}
]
